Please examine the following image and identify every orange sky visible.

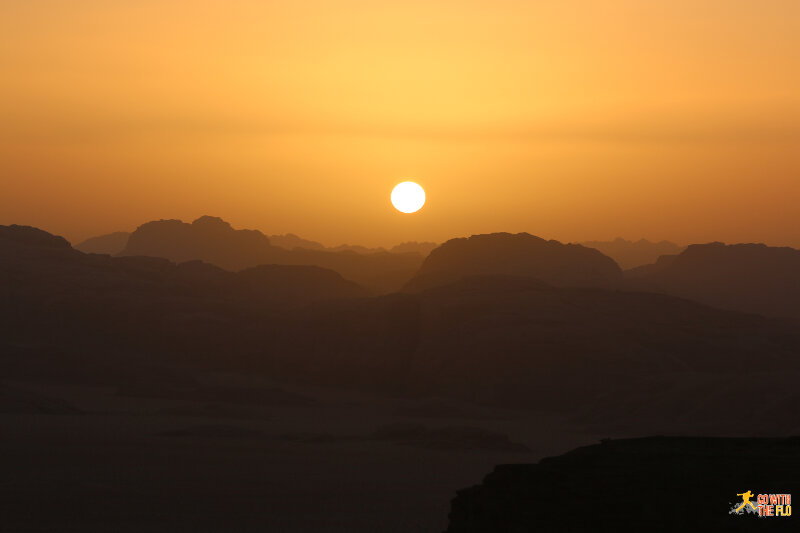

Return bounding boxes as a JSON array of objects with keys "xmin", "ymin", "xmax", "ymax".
[{"xmin": 1, "ymin": 0, "xmax": 799, "ymax": 248}]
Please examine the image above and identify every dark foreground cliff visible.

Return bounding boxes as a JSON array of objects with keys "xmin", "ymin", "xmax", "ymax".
[{"xmin": 445, "ymin": 436, "xmax": 800, "ymax": 532}]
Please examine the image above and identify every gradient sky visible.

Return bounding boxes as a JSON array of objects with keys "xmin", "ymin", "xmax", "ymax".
[{"xmin": 2, "ymin": 0, "xmax": 799, "ymax": 248}]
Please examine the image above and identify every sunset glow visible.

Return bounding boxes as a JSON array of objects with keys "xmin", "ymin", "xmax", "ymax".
[{"xmin": 1, "ymin": 1, "xmax": 799, "ymax": 247}]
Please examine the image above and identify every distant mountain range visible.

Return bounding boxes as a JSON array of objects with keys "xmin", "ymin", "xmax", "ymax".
[
  {"xmin": 116, "ymin": 216, "xmax": 424, "ymax": 294},
  {"xmin": 3, "ymin": 224, "xmax": 800, "ymax": 433},
  {"xmin": 266, "ymin": 237, "xmax": 437, "ymax": 256},
  {"xmin": 73, "ymin": 217, "xmax": 436, "ymax": 293},
  {"xmin": 75, "ymin": 225, "xmax": 438, "ymax": 258},
  {"xmin": 70, "ymin": 218, "xmax": 800, "ymax": 321},
  {"xmin": 74, "ymin": 229, "xmax": 674, "ymax": 269},
  {"xmin": 581, "ymin": 237, "xmax": 684, "ymax": 269},
  {"xmin": 2, "ymin": 224, "xmax": 366, "ymax": 307},
  {"xmin": 73, "ymin": 220, "xmax": 800, "ymax": 320}
]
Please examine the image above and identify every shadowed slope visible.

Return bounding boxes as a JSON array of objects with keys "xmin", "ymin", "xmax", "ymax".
[{"xmin": 276, "ymin": 276, "xmax": 800, "ymax": 433}]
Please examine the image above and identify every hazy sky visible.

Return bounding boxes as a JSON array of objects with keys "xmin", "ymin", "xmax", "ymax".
[{"xmin": 2, "ymin": 0, "xmax": 799, "ymax": 247}]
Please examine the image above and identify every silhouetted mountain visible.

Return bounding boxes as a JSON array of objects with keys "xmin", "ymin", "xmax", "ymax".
[
  {"xmin": 122, "ymin": 216, "xmax": 271, "ymax": 268},
  {"xmin": 74, "ymin": 231, "xmax": 131, "ymax": 255},
  {"xmin": 403, "ymin": 233, "xmax": 622, "ymax": 292},
  {"xmin": 446, "ymin": 436, "xmax": 800, "ymax": 532},
  {"xmin": 0, "ymin": 224, "xmax": 72, "ymax": 249},
  {"xmin": 119, "ymin": 216, "xmax": 424, "ymax": 293},
  {"xmin": 390, "ymin": 241, "xmax": 438, "ymax": 257},
  {"xmin": 268, "ymin": 233, "xmax": 326, "ymax": 251},
  {"xmin": 625, "ymin": 241, "xmax": 800, "ymax": 319},
  {"xmin": 582, "ymin": 237, "xmax": 684, "ymax": 269}
]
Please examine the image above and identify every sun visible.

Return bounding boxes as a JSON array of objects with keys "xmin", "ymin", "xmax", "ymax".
[{"xmin": 391, "ymin": 181, "xmax": 426, "ymax": 213}]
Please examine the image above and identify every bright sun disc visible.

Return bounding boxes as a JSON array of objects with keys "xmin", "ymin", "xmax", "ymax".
[{"xmin": 391, "ymin": 181, "xmax": 425, "ymax": 213}]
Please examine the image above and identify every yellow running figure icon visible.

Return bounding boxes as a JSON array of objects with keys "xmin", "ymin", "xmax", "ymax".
[{"xmin": 736, "ymin": 490, "xmax": 757, "ymax": 512}]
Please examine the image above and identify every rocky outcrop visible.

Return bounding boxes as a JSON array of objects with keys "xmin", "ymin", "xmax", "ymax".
[{"xmin": 445, "ymin": 436, "xmax": 800, "ymax": 532}]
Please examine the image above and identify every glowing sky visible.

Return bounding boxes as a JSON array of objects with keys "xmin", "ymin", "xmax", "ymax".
[{"xmin": 1, "ymin": 0, "xmax": 798, "ymax": 247}]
